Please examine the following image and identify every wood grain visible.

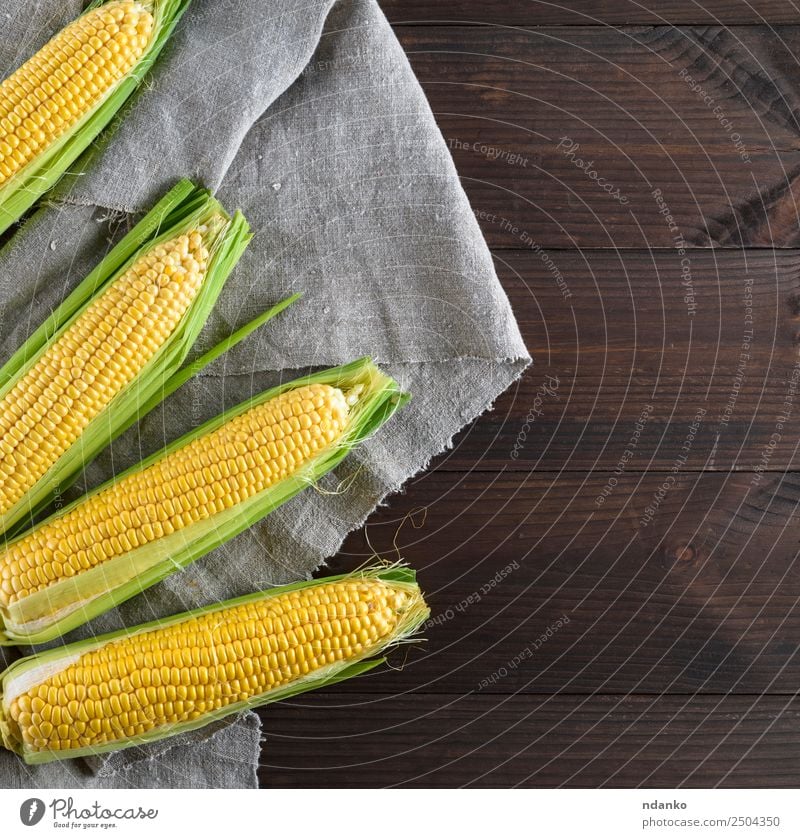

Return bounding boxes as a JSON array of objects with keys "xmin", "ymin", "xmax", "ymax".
[
  {"xmin": 319, "ymin": 469, "xmax": 800, "ymax": 694},
  {"xmin": 259, "ymin": 693, "xmax": 800, "ymax": 787},
  {"xmin": 396, "ymin": 26, "xmax": 800, "ymax": 248},
  {"xmin": 256, "ymin": 16, "xmax": 800, "ymax": 788},
  {"xmin": 381, "ymin": 2, "xmax": 798, "ymax": 26},
  {"xmin": 442, "ymin": 248, "xmax": 800, "ymax": 472}
]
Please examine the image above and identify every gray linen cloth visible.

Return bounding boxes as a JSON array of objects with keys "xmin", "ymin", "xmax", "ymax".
[{"xmin": 0, "ymin": 0, "xmax": 529, "ymax": 787}]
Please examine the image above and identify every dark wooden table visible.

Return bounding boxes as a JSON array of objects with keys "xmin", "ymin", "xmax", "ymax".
[{"xmin": 258, "ymin": 1, "xmax": 800, "ymax": 787}]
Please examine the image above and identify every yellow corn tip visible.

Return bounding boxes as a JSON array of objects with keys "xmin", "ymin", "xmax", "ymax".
[
  {"xmin": 0, "ymin": 383, "xmax": 350, "ymax": 605},
  {"xmin": 0, "ymin": 2, "xmax": 153, "ymax": 186},
  {"xmin": 7, "ymin": 578, "xmax": 413, "ymax": 752},
  {"xmin": 0, "ymin": 229, "xmax": 210, "ymax": 522}
]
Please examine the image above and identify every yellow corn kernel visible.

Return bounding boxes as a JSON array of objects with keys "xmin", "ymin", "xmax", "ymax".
[
  {"xmin": 7, "ymin": 578, "xmax": 413, "ymax": 752},
  {"xmin": 0, "ymin": 384, "xmax": 350, "ymax": 606},
  {"xmin": 0, "ymin": 229, "xmax": 212, "ymax": 521},
  {"xmin": 0, "ymin": 2, "xmax": 153, "ymax": 186}
]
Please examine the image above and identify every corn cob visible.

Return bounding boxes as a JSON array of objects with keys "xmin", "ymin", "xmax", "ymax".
[
  {"xmin": 0, "ymin": 180, "xmax": 252, "ymax": 538},
  {"xmin": 0, "ymin": 228, "xmax": 210, "ymax": 517},
  {"xmin": 0, "ymin": 567, "xmax": 429, "ymax": 763},
  {"xmin": 0, "ymin": 2, "xmax": 153, "ymax": 186},
  {"xmin": 0, "ymin": 1, "xmax": 191, "ymax": 235},
  {"xmin": 0, "ymin": 359, "xmax": 409, "ymax": 645},
  {"xmin": 1, "ymin": 384, "xmax": 348, "ymax": 604}
]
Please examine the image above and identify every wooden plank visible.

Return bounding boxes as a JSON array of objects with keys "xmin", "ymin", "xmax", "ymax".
[
  {"xmin": 396, "ymin": 26, "xmax": 800, "ymax": 248},
  {"xmin": 444, "ymin": 248, "xmax": 800, "ymax": 471},
  {"xmin": 259, "ymin": 693, "xmax": 800, "ymax": 787},
  {"xmin": 382, "ymin": 2, "xmax": 797, "ymax": 26},
  {"xmin": 316, "ymin": 468, "xmax": 800, "ymax": 694}
]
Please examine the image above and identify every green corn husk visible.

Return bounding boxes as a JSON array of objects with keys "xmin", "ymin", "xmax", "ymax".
[
  {"xmin": 0, "ymin": 358, "xmax": 410, "ymax": 645},
  {"xmin": 0, "ymin": 566, "xmax": 429, "ymax": 764},
  {"xmin": 0, "ymin": 0, "xmax": 191, "ymax": 236},
  {"xmin": 0, "ymin": 179, "xmax": 260, "ymax": 540}
]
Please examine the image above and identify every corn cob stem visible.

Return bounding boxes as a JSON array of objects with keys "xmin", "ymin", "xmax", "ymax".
[{"xmin": 0, "ymin": 567, "xmax": 428, "ymax": 763}]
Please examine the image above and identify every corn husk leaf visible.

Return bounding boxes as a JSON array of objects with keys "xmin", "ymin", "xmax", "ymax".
[
  {"xmin": 0, "ymin": 359, "xmax": 410, "ymax": 645},
  {"xmin": 0, "ymin": 566, "xmax": 428, "ymax": 764},
  {"xmin": 0, "ymin": 0, "xmax": 192, "ymax": 236}
]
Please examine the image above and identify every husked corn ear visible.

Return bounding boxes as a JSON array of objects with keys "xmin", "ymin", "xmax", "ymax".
[
  {"xmin": 0, "ymin": 383, "xmax": 350, "ymax": 605},
  {"xmin": 0, "ymin": 2, "xmax": 154, "ymax": 186},
  {"xmin": 0, "ymin": 228, "xmax": 212, "ymax": 519},
  {"xmin": 6, "ymin": 577, "xmax": 413, "ymax": 752}
]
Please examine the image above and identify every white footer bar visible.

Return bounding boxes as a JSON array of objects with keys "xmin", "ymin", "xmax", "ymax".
[{"xmin": 1, "ymin": 788, "xmax": 797, "ymax": 837}]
